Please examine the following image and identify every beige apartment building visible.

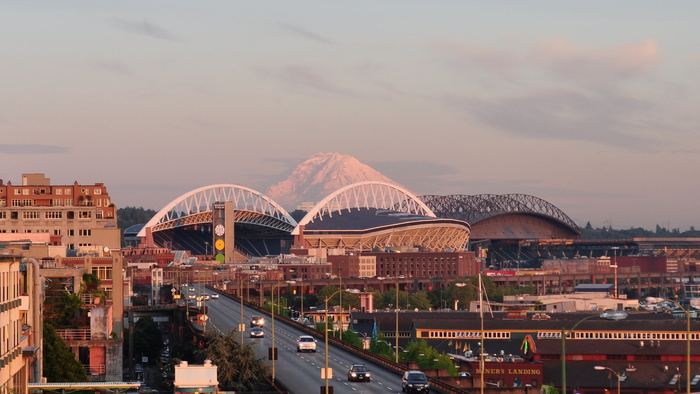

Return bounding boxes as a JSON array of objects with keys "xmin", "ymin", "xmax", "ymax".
[
  {"xmin": 0, "ymin": 255, "xmax": 42, "ymax": 393},
  {"xmin": 0, "ymin": 173, "xmax": 120, "ymax": 251}
]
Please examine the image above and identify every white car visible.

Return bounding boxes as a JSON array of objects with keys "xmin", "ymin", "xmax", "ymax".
[
  {"xmin": 296, "ymin": 335, "xmax": 317, "ymax": 352},
  {"xmin": 211, "ymin": 294, "xmax": 219, "ymax": 299}
]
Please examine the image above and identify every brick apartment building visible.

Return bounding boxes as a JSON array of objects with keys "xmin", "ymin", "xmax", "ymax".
[{"xmin": 0, "ymin": 173, "xmax": 120, "ymax": 251}]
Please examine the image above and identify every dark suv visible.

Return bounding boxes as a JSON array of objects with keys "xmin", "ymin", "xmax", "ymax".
[
  {"xmin": 347, "ymin": 363, "xmax": 371, "ymax": 382},
  {"xmin": 402, "ymin": 370, "xmax": 430, "ymax": 393}
]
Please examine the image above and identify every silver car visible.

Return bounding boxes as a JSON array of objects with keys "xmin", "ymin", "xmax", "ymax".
[{"xmin": 296, "ymin": 335, "xmax": 317, "ymax": 352}]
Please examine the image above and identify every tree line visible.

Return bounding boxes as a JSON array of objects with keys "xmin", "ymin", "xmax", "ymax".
[{"xmin": 580, "ymin": 222, "xmax": 700, "ymax": 239}]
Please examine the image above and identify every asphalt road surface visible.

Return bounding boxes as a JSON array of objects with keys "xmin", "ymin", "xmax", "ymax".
[{"xmin": 205, "ymin": 289, "xmax": 408, "ymax": 394}]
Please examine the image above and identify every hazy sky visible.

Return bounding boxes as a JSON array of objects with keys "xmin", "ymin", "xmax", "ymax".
[{"xmin": 2, "ymin": 1, "xmax": 699, "ymax": 231}]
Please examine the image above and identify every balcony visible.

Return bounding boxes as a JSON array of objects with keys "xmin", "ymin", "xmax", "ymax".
[
  {"xmin": 83, "ymin": 363, "xmax": 106, "ymax": 376},
  {"xmin": 55, "ymin": 328, "xmax": 91, "ymax": 341}
]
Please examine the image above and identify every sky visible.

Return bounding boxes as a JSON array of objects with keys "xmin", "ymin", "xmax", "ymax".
[{"xmin": 2, "ymin": 1, "xmax": 699, "ymax": 231}]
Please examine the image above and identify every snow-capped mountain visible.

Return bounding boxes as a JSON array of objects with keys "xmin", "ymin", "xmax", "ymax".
[{"xmin": 265, "ymin": 152, "xmax": 400, "ymax": 211}]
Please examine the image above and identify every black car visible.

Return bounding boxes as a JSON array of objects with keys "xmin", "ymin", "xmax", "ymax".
[
  {"xmin": 347, "ymin": 363, "xmax": 371, "ymax": 382},
  {"xmin": 249, "ymin": 327, "xmax": 265, "ymax": 338},
  {"xmin": 402, "ymin": 370, "xmax": 430, "ymax": 393}
]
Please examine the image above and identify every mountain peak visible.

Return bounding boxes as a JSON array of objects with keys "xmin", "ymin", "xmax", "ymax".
[{"xmin": 265, "ymin": 152, "xmax": 399, "ymax": 211}]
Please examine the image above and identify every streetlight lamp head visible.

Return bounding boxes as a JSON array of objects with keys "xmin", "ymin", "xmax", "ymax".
[{"xmin": 594, "ymin": 366, "xmax": 605, "ymax": 371}]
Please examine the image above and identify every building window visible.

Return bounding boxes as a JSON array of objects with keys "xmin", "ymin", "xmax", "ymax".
[
  {"xmin": 52, "ymin": 199, "xmax": 63, "ymax": 206},
  {"xmin": 45, "ymin": 211, "xmax": 63, "ymax": 219},
  {"xmin": 65, "ymin": 189, "xmax": 71, "ymax": 195},
  {"xmin": 65, "ymin": 199, "xmax": 73, "ymax": 206},
  {"xmin": 79, "ymin": 229, "xmax": 92, "ymax": 236},
  {"xmin": 0, "ymin": 212, "xmax": 5, "ymax": 219},
  {"xmin": 11, "ymin": 199, "xmax": 21, "ymax": 207},
  {"xmin": 79, "ymin": 211, "xmax": 91, "ymax": 219},
  {"xmin": 92, "ymin": 266, "xmax": 113, "ymax": 280},
  {"xmin": 22, "ymin": 189, "xmax": 29, "ymax": 195},
  {"xmin": 56, "ymin": 189, "xmax": 63, "ymax": 195},
  {"xmin": 53, "ymin": 229, "xmax": 61, "ymax": 235},
  {"xmin": 14, "ymin": 189, "xmax": 20, "ymax": 195},
  {"xmin": 23, "ymin": 211, "xmax": 41, "ymax": 219},
  {"xmin": 97, "ymin": 199, "xmax": 102, "ymax": 207},
  {"xmin": 94, "ymin": 188, "xmax": 102, "ymax": 195},
  {"xmin": 104, "ymin": 287, "xmax": 113, "ymax": 300},
  {"xmin": 68, "ymin": 229, "xmax": 74, "ymax": 236}
]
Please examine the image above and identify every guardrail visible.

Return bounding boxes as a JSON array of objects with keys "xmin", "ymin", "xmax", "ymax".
[
  {"xmin": 55, "ymin": 328, "xmax": 91, "ymax": 341},
  {"xmin": 208, "ymin": 285, "xmax": 470, "ymax": 394}
]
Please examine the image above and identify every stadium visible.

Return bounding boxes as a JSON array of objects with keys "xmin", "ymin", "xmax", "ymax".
[{"xmin": 136, "ymin": 181, "xmax": 581, "ymax": 266}]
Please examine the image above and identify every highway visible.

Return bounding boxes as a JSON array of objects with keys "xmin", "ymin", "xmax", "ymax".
[{"xmin": 203, "ymin": 287, "xmax": 407, "ymax": 394}]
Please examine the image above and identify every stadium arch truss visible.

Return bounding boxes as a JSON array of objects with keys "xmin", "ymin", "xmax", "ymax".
[
  {"xmin": 292, "ymin": 181, "xmax": 435, "ymax": 233},
  {"xmin": 420, "ymin": 194, "xmax": 580, "ymax": 239},
  {"xmin": 137, "ymin": 184, "xmax": 297, "ymax": 237},
  {"xmin": 293, "ymin": 182, "xmax": 471, "ymax": 252}
]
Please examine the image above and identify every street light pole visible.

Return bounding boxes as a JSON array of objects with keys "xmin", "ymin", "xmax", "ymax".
[
  {"xmin": 395, "ymin": 276, "xmax": 399, "ymax": 363},
  {"xmin": 561, "ymin": 312, "xmax": 627, "ymax": 394},
  {"xmin": 594, "ymin": 366, "xmax": 621, "ymax": 394},
  {"xmin": 339, "ymin": 269, "xmax": 343, "ymax": 340},
  {"xmin": 271, "ymin": 280, "xmax": 278, "ymax": 381},
  {"xmin": 478, "ymin": 275, "xmax": 485, "ymax": 394},
  {"xmin": 456, "ymin": 276, "xmax": 485, "ymax": 394},
  {"xmin": 269, "ymin": 280, "xmax": 295, "ymax": 382},
  {"xmin": 664, "ymin": 298, "xmax": 691, "ymax": 394},
  {"xmin": 612, "ymin": 246, "xmax": 619, "ymax": 298},
  {"xmin": 239, "ymin": 275, "xmax": 244, "ymax": 344},
  {"xmin": 323, "ymin": 288, "xmax": 359, "ymax": 394}
]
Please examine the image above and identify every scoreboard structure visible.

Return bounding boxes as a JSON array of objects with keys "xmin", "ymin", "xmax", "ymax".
[{"xmin": 212, "ymin": 201, "xmax": 235, "ymax": 263}]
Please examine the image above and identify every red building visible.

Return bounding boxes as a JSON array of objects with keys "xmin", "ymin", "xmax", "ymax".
[{"xmin": 364, "ymin": 251, "xmax": 479, "ymax": 278}]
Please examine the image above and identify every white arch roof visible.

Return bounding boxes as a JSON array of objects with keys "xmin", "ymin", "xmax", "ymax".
[
  {"xmin": 137, "ymin": 184, "xmax": 296, "ymax": 237},
  {"xmin": 291, "ymin": 181, "xmax": 435, "ymax": 235}
]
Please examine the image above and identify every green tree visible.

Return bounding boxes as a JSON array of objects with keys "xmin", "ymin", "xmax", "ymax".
[
  {"xmin": 407, "ymin": 291, "xmax": 432, "ymax": 310},
  {"xmin": 116, "ymin": 206, "xmax": 157, "ymax": 245},
  {"xmin": 43, "ymin": 279, "xmax": 84, "ymax": 328},
  {"xmin": 369, "ymin": 332, "xmax": 395, "ymax": 360},
  {"xmin": 372, "ymin": 286, "xmax": 409, "ymax": 310},
  {"xmin": 117, "ymin": 206, "xmax": 157, "ymax": 231},
  {"xmin": 403, "ymin": 340, "xmax": 458, "ymax": 376},
  {"xmin": 133, "ymin": 316, "xmax": 163, "ymax": 361},
  {"xmin": 194, "ymin": 330, "xmax": 272, "ymax": 392},
  {"xmin": 43, "ymin": 323, "xmax": 89, "ymax": 382},
  {"xmin": 317, "ymin": 285, "xmax": 359, "ymax": 310},
  {"xmin": 289, "ymin": 209, "xmax": 307, "ymax": 222},
  {"xmin": 541, "ymin": 384, "xmax": 560, "ymax": 394},
  {"xmin": 341, "ymin": 328, "xmax": 364, "ymax": 348}
]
